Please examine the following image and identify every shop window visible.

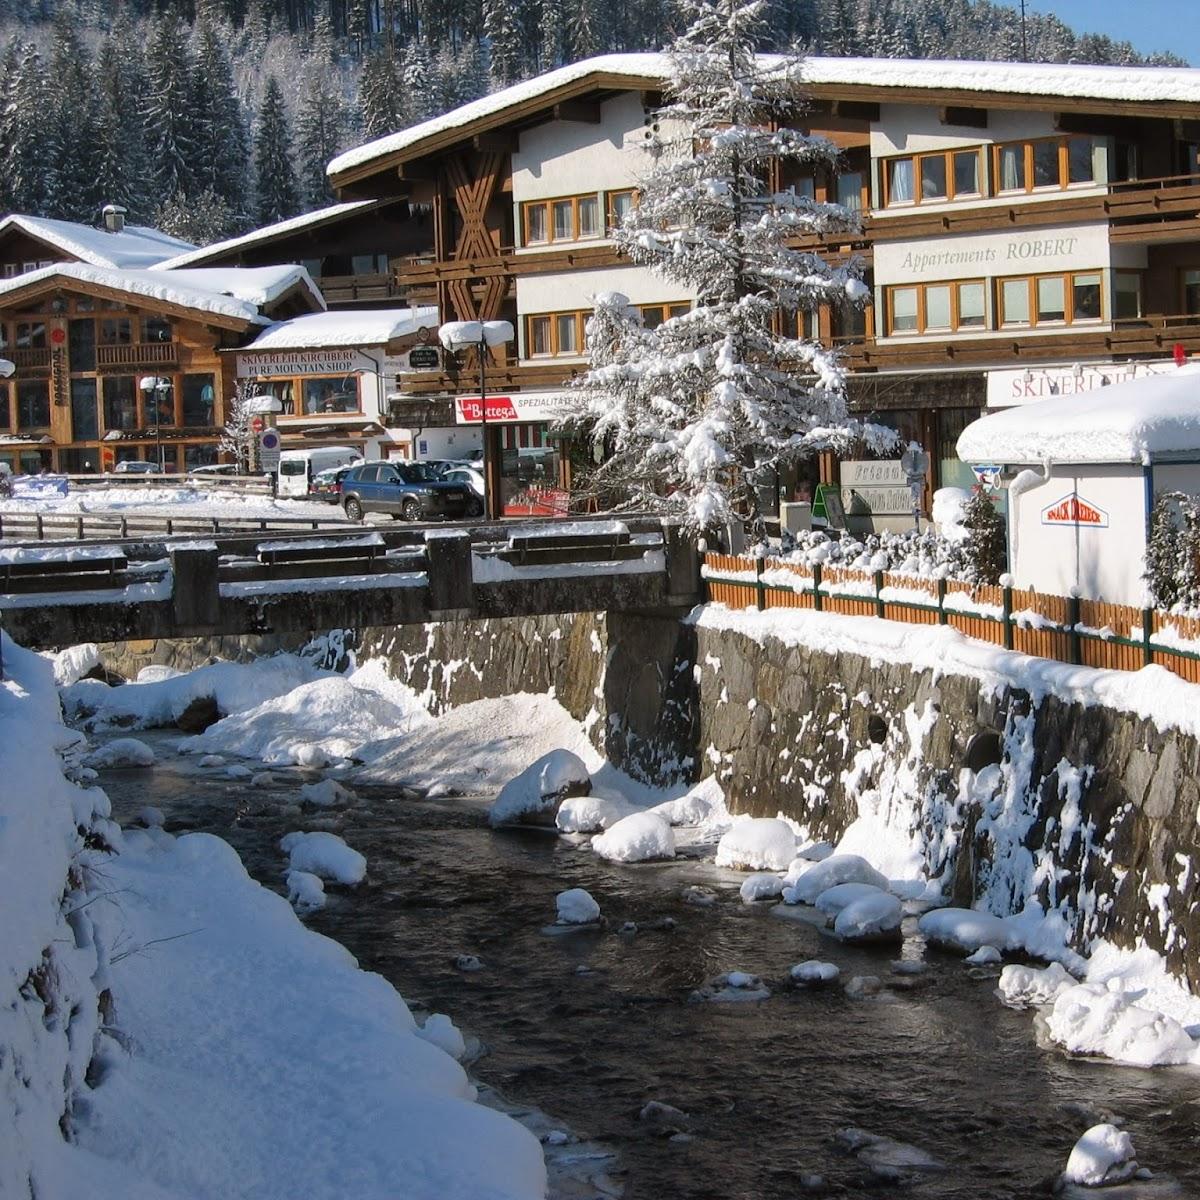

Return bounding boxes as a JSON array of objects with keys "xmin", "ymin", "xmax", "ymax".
[
  {"xmin": 1113, "ymin": 272, "xmax": 1143, "ymax": 320},
  {"xmin": 303, "ymin": 375, "xmax": 360, "ymax": 414},
  {"xmin": 103, "ymin": 376, "xmax": 138, "ymax": 431},
  {"xmin": 59, "ymin": 448, "xmax": 100, "ymax": 474},
  {"xmin": 17, "ymin": 379, "xmax": 49, "ymax": 429},
  {"xmin": 1182, "ymin": 269, "xmax": 1200, "ymax": 315},
  {"xmin": 143, "ymin": 381, "xmax": 174, "ymax": 426},
  {"xmin": 937, "ymin": 407, "xmax": 981, "ymax": 491},
  {"xmin": 100, "ymin": 318, "xmax": 132, "ymax": 345},
  {"xmin": 143, "ymin": 316, "xmax": 172, "ymax": 343},
  {"xmin": 0, "ymin": 381, "xmax": 10, "ymax": 430},
  {"xmin": 0, "ymin": 322, "xmax": 7, "ymax": 350},
  {"xmin": 71, "ymin": 378, "xmax": 98, "ymax": 441},
  {"xmin": 16, "ymin": 321, "xmax": 46, "ymax": 349},
  {"xmin": 257, "ymin": 379, "xmax": 294, "ymax": 415},
  {"xmin": 69, "ymin": 318, "xmax": 96, "ymax": 372},
  {"xmin": 185, "ymin": 444, "xmax": 218, "ymax": 470},
  {"xmin": 182, "ymin": 374, "xmax": 215, "ymax": 426}
]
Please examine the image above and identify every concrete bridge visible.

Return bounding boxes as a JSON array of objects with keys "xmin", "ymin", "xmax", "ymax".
[{"xmin": 0, "ymin": 518, "xmax": 701, "ymax": 651}]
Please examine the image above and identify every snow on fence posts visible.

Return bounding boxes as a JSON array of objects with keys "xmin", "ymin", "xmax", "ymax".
[{"xmin": 697, "ymin": 552, "xmax": 1200, "ymax": 685}]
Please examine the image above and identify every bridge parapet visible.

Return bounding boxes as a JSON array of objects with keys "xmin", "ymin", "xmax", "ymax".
[{"xmin": 0, "ymin": 518, "xmax": 702, "ymax": 651}]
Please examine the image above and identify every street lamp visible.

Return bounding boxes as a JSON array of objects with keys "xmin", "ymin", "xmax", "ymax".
[
  {"xmin": 438, "ymin": 319, "xmax": 514, "ymax": 521},
  {"xmin": 139, "ymin": 375, "xmax": 172, "ymax": 472}
]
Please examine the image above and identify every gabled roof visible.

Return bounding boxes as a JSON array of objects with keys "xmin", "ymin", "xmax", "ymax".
[
  {"xmin": 0, "ymin": 214, "xmax": 196, "ymax": 270},
  {"xmin": 957, "ymin": 366, "xmax": 1200, "ymax": 465},
  {"xmin": 0, "ymin": 263, "xmax": 323, "ymax": 330},
  {"xmin": 242, "ymin": 306, "xmax": 439, "ymax": 351},
  {"xmin": 328, "ymin": 52, "xmax": 1200, "ymax": 186},
  {"xmin": 157, "ymin": 200, "xmax": 384, "ymax": 269}
]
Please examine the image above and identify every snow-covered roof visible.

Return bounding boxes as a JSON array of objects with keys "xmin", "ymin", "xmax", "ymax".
[
  {"xmin": 157, "ymin": 201, "xmax": 380, "ymax": 269},
  {"xmin": 957, "ymin": 367, "xmax": 1200, "ymax": 465},
  {"xmin": 243, "ymin": 306, "xmax": 439, "ymax": 351},
  {"xmin": 0, "ymin": 214, "xmax": 196, "ymax": 270},
  {"xmin": 0, "ymin": 263, "xmax": 322, "ymax": 326},
  {"xmin": 328, "ymin": 53, "xmax": 1200, "ymax": 178}
]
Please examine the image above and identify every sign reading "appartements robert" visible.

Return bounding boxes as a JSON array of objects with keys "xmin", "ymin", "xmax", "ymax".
[{"xmin": 874, "ymin": 222, "xmax": 1108, "ymax": 285}]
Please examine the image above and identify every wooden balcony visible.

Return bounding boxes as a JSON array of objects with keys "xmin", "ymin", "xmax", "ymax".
[
  {"xmin": 10, "ymin": 347, "xmax": 49, "ymax": 371},
  {"xmin": 317, "ymin": 272, "xmax": 409, "ymax": 304},
  {"xmin": 398, "ymin": 359, "xmax": 577, "ymax": 396},
  {"xmin": 96, "ymin": 341, "xmax": 178, "ymax": 370}
]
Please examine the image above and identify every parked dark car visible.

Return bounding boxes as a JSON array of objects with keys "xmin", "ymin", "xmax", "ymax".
[{"xmin": 340, "ymin": 461, "xmax": 472, "ymax": 521}]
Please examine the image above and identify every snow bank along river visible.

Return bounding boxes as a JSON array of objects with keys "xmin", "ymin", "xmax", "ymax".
[{"xmin": 87, "ymin": 726, "xmax": 1200, "ymax": 1198}]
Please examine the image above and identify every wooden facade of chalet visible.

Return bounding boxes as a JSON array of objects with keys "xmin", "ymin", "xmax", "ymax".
[
  {"xmin": 0, "ymin": 271, "xmax": 313, "ymax": 475},
  {"xmin": 310, "ymin": 60, "xmax": 1200, "ymax": 505}
]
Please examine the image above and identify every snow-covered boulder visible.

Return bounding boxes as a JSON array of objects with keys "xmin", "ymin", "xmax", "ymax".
[
  {"xmin": 52, "ymin": 643, "xmax": 101, "ymax": 687},
  {"xmin": 794, "ymin": 839, "xmax": 834, "ymax": 863},
  {"xmin": 917, "ymin": 908, "xmax": 1015, "ymax": 955},
  {"xmin": 591, "ymin": 812, "xmax": 675, "ymax": 863},
  {"xmin": 964, "ymin": 945, "xmax": 1002, "ymax": 965},
  {"xmin": 715, "ymin": 818, "xmax": 796, "ymax": 871},
  {"xmin": 790, "ymin": 960, "xmax": 839, "ymax": 986},
  {"xmin": 691, "ymin": 971, "xmax": 771, "ymax": 1003},
  {"xmin": 299, "ymin": 779, "xmax": 356, "ymax": 809},
  {"xmin": 198, "ymin": 754, "xmax": 225, "ymax": 768},
  {"xmin": 555, "ymin": 790, "xmax": 632, "ymax": 834},
  {"xmin": 286, "ymin": 870, "xmax": 326, "ymax": 914},
  {"xmin": 488, "ymin": 749, "xmax": 591, "ymax": 827},
  {"xmin": 814, "ymin": 882, "xmax": 887, "ymax": 918},
  {"xmin": 1045, "ymin": 981, "xmax": 1196, "ymax": 1067},
  {"xmin": 783, "ymin": 855, "xmax": 888, "ymax": 905},
  {"xmin": 833, "ymin": 892, "xmax": 904, "ymax": 943},
  {"xmin": 280, "ymin": 831, "xmax": 366, "ymax": 886},
  {"xmin": 417, "ymin": 1013, "xmax": 467, "ymax": 1061},
  {"xmin": 739, "ymin": 873, "xmax": 785, "ymax": 903},
  {"xmin": 997, "ymin": 962, "xmax": 1076, "ymax": 1009},
  {"xmin": 648, "ymin": 778, "xmax": 724, "ymax": 827},
  {"xmin": 555, "ymin": 888, "xmax": 601, "ymax": 925},
  {"xmin": 1062, "ymin": 1124, "xmax": 1137, "ymax": 1187},
  {"xmin": 86, "ymin": 737, "xmax": 156, "ymax": 768}
]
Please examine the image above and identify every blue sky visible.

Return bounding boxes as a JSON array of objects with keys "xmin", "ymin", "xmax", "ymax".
[{"xmin": 1021, "ymin": 0, "xmax": 1198, "ymax": 66}]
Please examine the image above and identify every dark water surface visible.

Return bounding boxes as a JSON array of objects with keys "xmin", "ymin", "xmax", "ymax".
[{"xmin": 100, "ymin": 737, "xmax": 1200, "ymax": 1200}]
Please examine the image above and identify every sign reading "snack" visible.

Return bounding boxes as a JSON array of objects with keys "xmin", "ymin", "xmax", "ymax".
[{"xmin": 1041, "ymin": 493, "xmax": 1109, "ymax": 527}]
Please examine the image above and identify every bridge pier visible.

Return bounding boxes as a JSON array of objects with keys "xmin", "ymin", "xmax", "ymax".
[
  {"xmin": 425, "ymin": 531, "xmax": 474, "ymax": 620},
  {"xmin": 171, "ymin": 545, "xmax": 221, "ymax": 630}
]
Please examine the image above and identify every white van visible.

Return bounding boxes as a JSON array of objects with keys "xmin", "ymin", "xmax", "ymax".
[{"xmin": 277, "ymin": 446, "xmax": 361, "ymax": 498}]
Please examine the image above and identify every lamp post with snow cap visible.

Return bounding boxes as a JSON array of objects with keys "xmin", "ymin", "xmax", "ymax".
[
  {"xmin": 438, "ymin": 320, "xmax": 514, "ymax": 521},
  {"xmin": 139, "ymin": 375, "xmax": 172, "ymax": 472}
]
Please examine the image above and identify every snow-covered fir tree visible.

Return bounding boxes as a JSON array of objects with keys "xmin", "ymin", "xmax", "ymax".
[
  {"xmin": 958, "ymin": 485, "xmax": 1007, "ymax": 584},
  {"xmin": 253, "ymin": 75, "xmax": 300, "ymax": 226},
  {"xmin": 1145, "ymin": 491, "xmax": 1200, "ymax": 610},
  {"xmin": 562, "ymin": 0, "xmax": 884, "ymax": 534},
  {"xmin": 191, "ymin": 13, "xmax": 250, "ymax": 228},
  {"xmin": 295, "ymin": 70, "xmax": 345, "ymax": 208},
  {"xmin": 359, "ymin": 48, "xmax": 404, "ymax": 139},
  {"xmin": 143, "ymin": 18, "xmax": 198, "ymax": 205}
]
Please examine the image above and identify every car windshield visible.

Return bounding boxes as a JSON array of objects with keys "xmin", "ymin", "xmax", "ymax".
[{"xmin": 399, "ymin": 463, "xmax": 439, "ymax": 483}]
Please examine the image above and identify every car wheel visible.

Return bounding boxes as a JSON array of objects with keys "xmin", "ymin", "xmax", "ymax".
[
  {"xmin": 344, "ymin": 496, "xmax": 364, "ymax": 521},
  {"xmin": 401, "ymin": 497, "xmax": 422, "ymax": 522},
  {"xmin": 467, "ymin": 497, "xmax": 484, "ymax": 518}
]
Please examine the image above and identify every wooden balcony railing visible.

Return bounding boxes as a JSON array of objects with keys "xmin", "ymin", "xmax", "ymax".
[
  {"xmin": 10, "ymin": 347, "xmax": 49, "ymax": 370},
  {"xmin": 318, "ymin": 273, "xmax": 410, "ymax": 304},
  {"xmin": 96, "ymin": 342, "xmax": 178, "ymax": 369}
]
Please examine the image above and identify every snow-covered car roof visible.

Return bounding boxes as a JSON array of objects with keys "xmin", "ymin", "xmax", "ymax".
[{"xmin": 957, "ymin": 366, "xmax": 1200, "ymax": 466}]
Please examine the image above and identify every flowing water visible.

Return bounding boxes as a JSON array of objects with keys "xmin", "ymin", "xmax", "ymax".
[{"xmin": 99, "ymin": 734, "xmax": 1200, "ymax": 1200}]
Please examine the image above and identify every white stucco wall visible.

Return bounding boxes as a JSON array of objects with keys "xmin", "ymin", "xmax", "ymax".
[
  {"xmin": 516, "ymin": 265, "xmax": 694, "ymax": 316},
  {"xmin": 1009, "ymin": 464, "xmax": 1149, "ymax": 605},
  {"xmin": 871, "ymin": 104, "xmax": 1062, "ymax": 157}
]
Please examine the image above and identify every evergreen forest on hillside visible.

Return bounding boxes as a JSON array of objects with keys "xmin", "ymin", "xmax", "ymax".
[{"xmin": 0, "ymin": 0, "xmax": 1185, "ymax": 246}]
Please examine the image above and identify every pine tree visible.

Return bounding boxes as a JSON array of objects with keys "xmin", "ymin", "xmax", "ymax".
[
  {"xmin": 94, "ymin": 25, "xmax": 153, "ymax": 222},
  {"xmin": 47, "ymin": 14, "xmax": 103, "ymax": 221},
  {"xmin": 401, "ymin": 42, "xmax": 436, "ymax": 124},
  {"xmin": 143, "ymin": 17, "xmax": 198, "ymax": 206},
  {"xmin": 1145, "ymin": 492, "xmax": 1183, "ymax": 609},
  {"xmin": 562, "ymin": 0, "xmax": 880, "ymax": 534},
  {"xmin": 190, "ymin": 15, "xmax": 250, "ymax": 232},
  {"xmin": 5, "ymin": 42, "xmax": 52, "ymax": 215},
  {"xmin": 295, "ymin": 72, "xmax": 345, "ymax": 208},
  {"xmin": 539, "ymin": 0, "xmax": 568, "ymax": 70},
  {"xmin": 253, "ymin": 75, "xmax": 300, "ymax": 225},
  {"xmin": 568, "ymin": 0, "xmax": 607, "ymax": 60},
  {"xmin": 359, "ymin": 49, "xmax": 404, "ymax": 138},
  {"xmin": 960, "ymin": 486, "xmax": 1007, "ymax": 584},
  {"xmin": 485, "ymin": 0, "xmax": 525, "ymax": 87},
  {"xmin": 153, "ymin": 188, "xmax": 237, "ymax": 246}
]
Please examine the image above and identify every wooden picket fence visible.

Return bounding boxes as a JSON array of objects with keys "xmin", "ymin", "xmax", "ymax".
[{"xmin": 701, "ymin": 553, "xmax": 1200, "ymax": 685}]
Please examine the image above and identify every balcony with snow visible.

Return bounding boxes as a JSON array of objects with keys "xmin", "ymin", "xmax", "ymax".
[{"xmin": 956, "ymin": 365, "xmax": 1200, "ymax": 606}]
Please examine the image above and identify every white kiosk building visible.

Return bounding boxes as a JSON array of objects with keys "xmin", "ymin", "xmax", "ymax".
[{"xmin": 957, "ymin": 367, "xmax": 1200, "ymax": 605}]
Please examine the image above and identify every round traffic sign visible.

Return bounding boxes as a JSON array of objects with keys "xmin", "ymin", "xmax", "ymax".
[{"xmin": 259, "ymin": 428, "xmax": 281, "ymax": 452}]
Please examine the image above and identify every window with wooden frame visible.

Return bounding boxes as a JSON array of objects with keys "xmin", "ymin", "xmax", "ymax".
[
  {"xmin": 993, "ymin": 136, "xmax": 1095, "ymax": 194},
  {"xmin": 997, "ymin": 271, "xmax": 1104, "ymax": 327},
  {"xmin": 884, "ymin": 279, "xmax": 987, "ymax": 335},
  {"xmin": 525, "ymin": 311, "xmax": 589, "ymax": 357},
  {"xmin": 639, "ymin": 302, "xmax": 691, "ymax": 329},
  {"xmin": 882, "ymin": 148, "xmax": 984, "ymax": 207},
  {"xmin": 1112, "ymin": 271, "xmax": 1143, "ymax": 321},
  {"xmin": 521, "ymin": 194, "xmax": 603, "ymax": 246},
  {"xmin": 606, "ymin": 189, "xmax": 637, "ymax": 233}
]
